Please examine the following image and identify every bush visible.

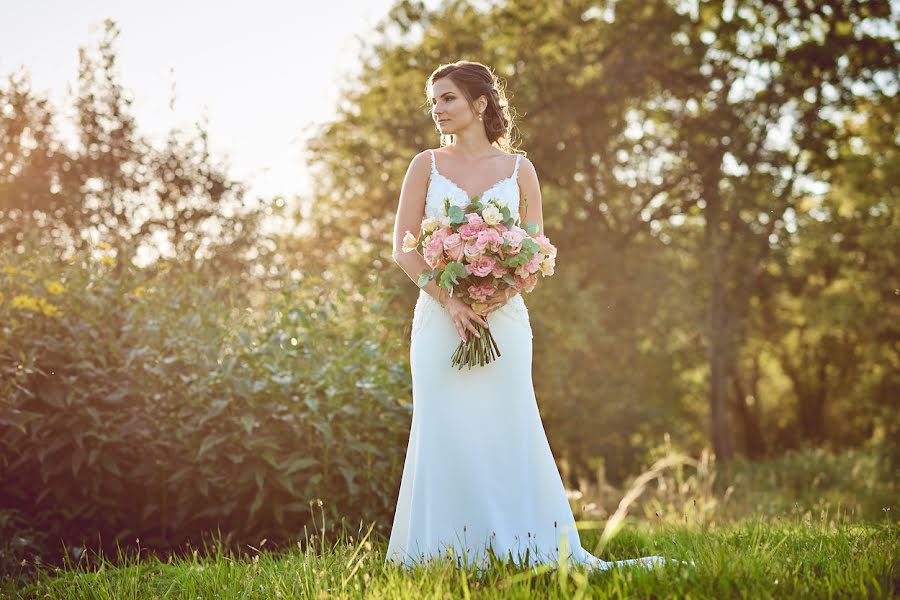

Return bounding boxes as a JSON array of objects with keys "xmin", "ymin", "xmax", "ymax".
[{"xmin": 0, "ymin": 242, "xmax": 412, "ymax": 573}]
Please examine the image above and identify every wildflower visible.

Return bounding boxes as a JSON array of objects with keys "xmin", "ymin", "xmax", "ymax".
[
  {"xmin": 2, "ymin": 265, "xmax": 17, "ymax": 275},
  {"xmin": 11, "ymin": 294, "xmax": 41, "ymax": 312},
  {"xmin": 38, "ymin": 298, "xmax": 61, "ymax": 317},
  {"xmin": 45, "ymin": 281, "xmax": 65, "ymax": 295},
  {"xmin": 99, "ymin": 241, "xmax": 111, "ymax": 250},
  {"xmin": 100, "ymin": 256, "xmax": 116, "ymax": 266},
  {"xmin": 133, "ymin": 286, "xmax": 145, "ymax": 298}
]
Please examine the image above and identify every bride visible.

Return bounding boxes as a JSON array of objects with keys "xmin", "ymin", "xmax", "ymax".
[{"xmin": 387, "ymin": 60, "xmax": 672, "ymax": 572}]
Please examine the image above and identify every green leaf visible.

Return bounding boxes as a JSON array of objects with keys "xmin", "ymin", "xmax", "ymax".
[
  {"xmin": 285, "ymin": 457, "xmax": 319, "ymax": 475},
  {"xmin": 277, "ymin": 474, "xmax": 299, "ymax": 496},
  {"xmin": 249, "ymin": 486, "xmax": 265, "ymax": 518},
  {"xmin": 339, "ymin": 465, "xmax": 358, "ymax": 495},
  {"xmin": 448, "ymin": 205, "xmax": 465, "ymax": 224},
  {"xmin": 439, "ymin": 262, "xmax": 468, "ymax": 288},
  {"xmin": 197, "ymin": 433, "xmax": 230, "ymax": 459}
]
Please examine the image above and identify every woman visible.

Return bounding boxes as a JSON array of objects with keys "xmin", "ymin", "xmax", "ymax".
[{"xmin": 387, "ymin": 60, "xmax": 671, "ymax": 571}]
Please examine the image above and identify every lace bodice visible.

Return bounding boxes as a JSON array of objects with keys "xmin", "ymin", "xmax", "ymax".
[
  {"xmin": 414, "ymin": 149, "xmax": 530, "ymax": 342},
  {"xmin": 424, "ymin": 149, "xmax": 523, "ymax": 219}
]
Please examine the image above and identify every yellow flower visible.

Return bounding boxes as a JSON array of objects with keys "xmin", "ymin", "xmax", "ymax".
[
  {"xmin": 100, "ymin": 256, "xmax": 116, "ymax": 266},
  {"xmin": 45, "ymin": 280, "xmax": 65, "ymax": 295},
  {"xmin": 11, "ymin": 294, "xmax": 41, "ymax": 312},
  {"xmin": 38, "ymin": 297, "xmax": 61, "ymax": 317},
  {"xmin": 21, "ymin": 269, "xmax": 37, "ymax": 280},
  {"xmin": 133, "ymin": 286, "xmax": 145, "ymax": 298},
  {"xmin": 2, "ymin": 265, "xmax": 17, "ymax": 275},
  {"xmin": 99, "ymin": 241, "xmax": 111, "ymax": 250}
]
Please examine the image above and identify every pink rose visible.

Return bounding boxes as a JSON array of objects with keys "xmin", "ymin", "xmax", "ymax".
[
  {"xmin": 442, "ymin": 232, "xmax": 461, "ymax": 250},
  {"xmin": 503, "ymin": 230, "xmax": 525, "ymax": 252},
  {"xmin": 491, "ymin": 262, "xmax": 509, "ymax": 278},
  {"xmin": 463, "ymin": 240, "xmax": 483, "ymax": 260},
  {"xmin": 465, "ymin": 213, "xmax": 484, "ymax": 226},
  {"xmin": 524, "ymin": 253, "xmax": 544, "ymax": 275},
  {"xmin": 477, "ymin": 228, "xmax": 504, "ymax": 253},
  {"xmin": 523, "ymin": 272, "xmax": 539, "ymax": 293},
  {"xmin": 472, "ymin": 236, "xmax": 490, "ymax": 254},
  {"xmin": 430, "ymin": 227, "xmax": 450, "ymax": 245},
  {"xmin": 459, "ymin": 221, "xmax": 486, "ymax": 240},
  {"xmin": 468, "ymin": 281, "xmax": 497, "ymax": 303},
  {"xmin": 442, "ymin": 233, "xmax": 465, "ymax": 262},
  {"xmin": 467, "ymin": 256, "xmax": 496, "ymax": 277},
  {"xmin": 424, "ymin": 236, "xmax": 445, "ymax": 268},
  {"xmin": 534, "ymin": 234, "xmax": 557, "ymax": 258}
]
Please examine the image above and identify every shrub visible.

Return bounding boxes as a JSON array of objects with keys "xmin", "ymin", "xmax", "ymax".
[{"xmin": 0, "ymin": 243, "xmax": 412, "ymax": 572}]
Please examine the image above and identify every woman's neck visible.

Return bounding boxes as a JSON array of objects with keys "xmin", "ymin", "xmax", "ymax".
[{"xmin": 449, "ymin": 135, "xmax": 497, "ymax": 159}]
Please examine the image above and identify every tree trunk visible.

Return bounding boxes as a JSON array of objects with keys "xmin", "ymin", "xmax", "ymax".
[
  {"xmin": 704, "ymin": 181, "xmax": 735, "ymax": 462},
  {"xmin": 729, "ymin": 364, "xmax": 766, "ymax": 458}
]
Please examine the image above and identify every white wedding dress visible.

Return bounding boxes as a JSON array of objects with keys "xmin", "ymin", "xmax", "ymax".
[{"xmin": 385, "ymin": 149, "xmax": 671, "ymax": 571}]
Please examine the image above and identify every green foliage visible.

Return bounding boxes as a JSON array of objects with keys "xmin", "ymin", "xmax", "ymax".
[
  {"xmin": 437, "ymin": 262, "xmax": 467, "ymax": 289},
  {"xmin": 299, "ymin": 0, "xmax": 899, "ymax": 476},
  {"xmin": 0, "ymin": 242, "xmax": 412, "ymax": 573},
  {"xmin": 9, "ymin": 517, "xmax": 898, "ymax": 599},
  {"xmin": 447, "ymin": 204, "xmax": 465, "ymax": 225},
  {"xmin": 416, "ymin": 267, "xmax": 439, "ymax": 288},
  {"xmin": 0, "ymin": 19, "xmax": 271, "ymax": 269}
]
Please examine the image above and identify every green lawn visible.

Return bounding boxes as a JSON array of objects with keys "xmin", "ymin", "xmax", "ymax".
[{"xmin": 10, "ymin": 516, "xmax": 897, "ymax": 599}]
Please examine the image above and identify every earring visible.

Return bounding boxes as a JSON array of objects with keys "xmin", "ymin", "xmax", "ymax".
[{"xmin": 478, "ymin": 113, "xmax": 483, "ymax": 120}]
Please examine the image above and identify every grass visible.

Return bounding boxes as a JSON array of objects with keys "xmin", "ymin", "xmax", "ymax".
[
  {"xmin": 6, "ymin": 447, "xmax": 898, "ymax": 598},
  {"xmin": 8, "ymin": 516, "xmax": 897, "ymax": 599}
]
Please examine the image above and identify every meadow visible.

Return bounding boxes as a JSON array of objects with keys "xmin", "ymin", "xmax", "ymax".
[{"xmin": 6, "ymin": 447, "xmax": 898, "ymax": 599}]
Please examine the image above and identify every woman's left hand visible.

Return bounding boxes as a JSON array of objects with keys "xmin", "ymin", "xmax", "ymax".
[{"xmin": 484, "ymin": 288, "xmax": 517, "ymax": 316}]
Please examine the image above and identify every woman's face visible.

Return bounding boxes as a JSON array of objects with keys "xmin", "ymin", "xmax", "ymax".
[{"xmin": 430, "ymin": 78, "xmax": 483, "ymax": 136}]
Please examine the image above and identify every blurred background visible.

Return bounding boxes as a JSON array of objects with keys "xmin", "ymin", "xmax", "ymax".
[{"xmin": 1, "ymin": 0, "xmax": 897, "ymax": 581}]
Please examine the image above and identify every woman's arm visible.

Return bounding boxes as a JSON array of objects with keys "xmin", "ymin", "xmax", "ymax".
[
  {"xmin": 391, "ymin": 151, "xmax": 449, "ymax": 306},
  {"xmin": 517, "ymin": 156, "xmax": 544, "ymax": 236}
]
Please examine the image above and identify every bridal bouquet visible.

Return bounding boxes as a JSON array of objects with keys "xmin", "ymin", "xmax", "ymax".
[{"xmin": 402, "ymin": 193, "xmax": 557, "ymax": 370}]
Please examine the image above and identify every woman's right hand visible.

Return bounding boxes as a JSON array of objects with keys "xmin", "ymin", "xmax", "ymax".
[{"xmin": 444, "ymin": 294, "xmax": 489, "ymax": 342}]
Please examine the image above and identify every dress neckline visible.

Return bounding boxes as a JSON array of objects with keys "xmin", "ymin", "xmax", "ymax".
[{"xmin": 430, "ymin": 149, "xmax": 521, "ymax": 202}]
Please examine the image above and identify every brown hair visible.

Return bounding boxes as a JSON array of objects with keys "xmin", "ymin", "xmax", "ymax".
[{"xmin": 425, "ymin": 61, "xmax": 521, "ymax": 153}]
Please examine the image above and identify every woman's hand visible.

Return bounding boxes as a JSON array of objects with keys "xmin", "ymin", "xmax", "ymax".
[
  {"xmin": 481, "ymin": 287, "xmax": 518, "ymax": 317},
  {"xmin": 444, "ymin": 294, "xmax": 489, "ymax": 342}
]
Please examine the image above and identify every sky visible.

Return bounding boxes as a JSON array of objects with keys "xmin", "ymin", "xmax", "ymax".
[{"xmin": 0, "ymin": 0, "xmax": 410, "ymax": 203}]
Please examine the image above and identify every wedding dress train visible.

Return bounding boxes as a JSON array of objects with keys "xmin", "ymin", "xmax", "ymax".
[{"xmin": 385, "ymin": 149, "xmax": 673, "ymax": 571}]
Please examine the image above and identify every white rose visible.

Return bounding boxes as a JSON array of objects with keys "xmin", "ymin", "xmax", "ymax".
[
  {"xmin": 540, "ymin": 257, "xmax": 555, "ymax": 276},
  {"xmin": 421, "ymin": 217, "xmax": 440, "ymax": 233},
  {"xmin": 481, "ymin": 205, "xmax": 503, "ymax": 225},
  {"xmin": 437, "ymin": 214, "xmax": 452, "ymax": 227}
]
